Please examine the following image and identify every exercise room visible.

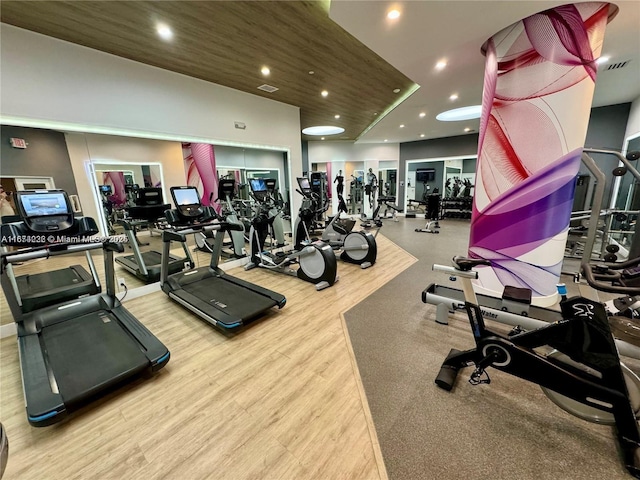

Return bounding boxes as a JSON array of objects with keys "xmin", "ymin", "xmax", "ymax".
[{"xmin": 1, "ymin": 2, "xmax": 640, "ymax": 480}]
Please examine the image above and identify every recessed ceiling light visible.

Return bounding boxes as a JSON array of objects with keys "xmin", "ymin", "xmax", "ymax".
[
  {"xmin": 399, "ymin": 124, "xmax": 405, "ymax": 128},
  {"xmin": 384, "ymin": 139, "xmax": 388, "ymax": 142},
  {"xmin": 387, "ymin": 9, "xmax": 401, "ymax": 20},
  {"xmin": 420, "ymin": 134, "xmax": 425, "ymax": 138},
  {"xmin": 335, "ymin": 114, "xmax": 340, "ymax": 119},
  {"xmin": 261, "ymin": 66, "xmax": 270, "ymax": 76},
  {"xmin": 156, "ymin": 23, "xmax": 173, "ymax": 41},
  {"xmin": 309, "ymin": 71, "xmax": 315, "ymax": 75},
  {"xmin": 419, "ymin": 112, "xmax": 426, "ymax": 118},
  {"xmin": 436, "ymin": 105, "xmax": 482, "ymax": 122},
  {"xmin": 596, "ymin": 56, "xmax": 610, "ymax": 65},
  {"xmin": 435, "ymin": 60, "xmax": 447, "ymax": 71},
  {"xmin": 464, "ymin": 127, "xmax": 471, "ymax": 132},
  {"xmin": 393, "ymin": 88, "xmax": 401, "ymax": 93},
  {"xmin": 449, "ymin": 93, "xmax": 459, "ymax": 101},
  {"xmin": 374, "ymin": 112, "xmax": 378, "ymax": 116},
  {"xmin": 321, "ymin": 137, "xmax": 325, "ymax": 140},
  {"xmin": 302, "ymin": 125, "xmax": 345, "ymax": 136},
  {"xmin": 321, "ymin": 90, "xmax": 329, "ymax": 97}
]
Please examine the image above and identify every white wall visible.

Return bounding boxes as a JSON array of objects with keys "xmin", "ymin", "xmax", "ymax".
[
  {"xmin": 65, "ymin": 133, "xmax": 185, "ymax": 233},
  {"xmin": 308, "ymin": 141, "xmax": 400, "ymax": 215},
  {"xmin": 0, "ymin": 25, "xmax": 304, "ymax": 217},
  {"xmin": 308, "ymin": 141, "xmax": 399, "ymax": 164}
]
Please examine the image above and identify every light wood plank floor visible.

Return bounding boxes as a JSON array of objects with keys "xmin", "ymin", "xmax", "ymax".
[{"xmin": 0, "ymin": 233, "xmax": 416, "ymax": 479}]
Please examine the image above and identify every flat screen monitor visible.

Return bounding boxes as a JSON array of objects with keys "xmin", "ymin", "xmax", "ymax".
[
  {"xmin": 137, "ymin": 187, "xmax": 163, "ymax": 206},
  {"xmin": 218, "ymin": 179, "xmax": 236, "ymax": 198},
  {"xmin": 297, "ymin": 177, "xmax": 311, "ymax": 192},
  {"xmin": 416, "ymin": 169, "xmax": 436, "ymax": 182},
  {"xmin": 19, "ymin": 191, "xmax": 70, "ymax": 217},
  {"xmin": 172, "ymin": 186, "xmax": 201, "ymax": 206},
  {"xmin": 170, "ymin": 186, "xmax": 203, "ymax": 219},
  {"xmin": 249, "ymin": 178, "xmax": 267, "ymax": 193},
  {"xmin": 99, "ymin": 185, "xmax": 112, "ymax": 195}
]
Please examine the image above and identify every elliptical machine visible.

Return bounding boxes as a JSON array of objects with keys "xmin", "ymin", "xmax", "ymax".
[
  {"xmin": 294, "ymin": 177, "xmax": 377, "ymax": 268},
  {"xmin": 244, "ymin": 178, "xmax": 338, "ymax": 291},
  {"xmin": 194, "ymin": 179, "xmax": 246, "ymax": 259},
  {"xmin": 433, "ymin": 256, "xmax": 640, "ymax": 478}
]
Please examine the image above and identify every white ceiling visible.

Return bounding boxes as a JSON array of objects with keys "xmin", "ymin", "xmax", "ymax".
[{"xmin": 330, "ymin": 0, "xmax": 640, "ymax": 144}]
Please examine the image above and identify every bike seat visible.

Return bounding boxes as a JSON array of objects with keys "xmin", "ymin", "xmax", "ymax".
[{"xmin": 452, "ymin": 256, "xmax": 491, "ymax": 271}]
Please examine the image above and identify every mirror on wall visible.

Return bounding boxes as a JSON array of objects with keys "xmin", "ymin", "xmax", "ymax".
[
  {"xmin": 378, "ymin": 169, "xmax": 397, "ymax": 196},
  {"xmin": 90, "ymin": 162, "xmax": 165, "ymax": 235}
]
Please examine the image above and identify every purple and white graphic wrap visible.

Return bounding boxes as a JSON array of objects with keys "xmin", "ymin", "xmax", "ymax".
[{"xmin": 469, "ymin": 2, "xmax": 616, "ymax": 305}]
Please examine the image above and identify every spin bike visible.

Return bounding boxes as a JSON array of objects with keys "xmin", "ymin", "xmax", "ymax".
[
  {"xmin": 294, "ymin": 177, "xmax": 377, "ymax": 268},
  {"xmin": 434, "ymin": 256, "xmax": 640, "ymax": 478}
]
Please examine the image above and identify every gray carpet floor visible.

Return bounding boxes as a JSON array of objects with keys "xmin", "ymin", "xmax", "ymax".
[{"xmin": 344, "ymin": 217, "xmax": 633, "ymax": 480}]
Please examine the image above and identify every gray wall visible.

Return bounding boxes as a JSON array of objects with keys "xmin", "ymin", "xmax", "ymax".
[
  {"xmin": 408, "ymin": 161, "xmax": 444, "ymax": 200},
  {"xmin": 580, "ymin": 103, "xmax": 632, "ymax": 209},
  {"xmin": 0, "ymin": 125, "xmax": 79, "ymax": 197},
  {"xmin": 399, "ymin": 134, "xmax": 478, "ymax": 202},
  {"xmin": 398, "ymin": 104, "xmax": 632, "ymax": 209}
]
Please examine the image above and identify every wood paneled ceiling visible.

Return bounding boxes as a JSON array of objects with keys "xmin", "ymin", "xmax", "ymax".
[{"xmin": 0, "ymin": 1, "xmax": 417, "ymax": 142}]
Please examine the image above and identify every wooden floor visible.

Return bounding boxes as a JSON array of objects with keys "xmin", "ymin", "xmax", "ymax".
[{"xmin": 0, "ymin": 233, "xmax": 416, "ymax": 479}]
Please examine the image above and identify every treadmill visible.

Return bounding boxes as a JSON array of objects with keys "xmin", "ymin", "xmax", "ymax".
[
  {"xmin": 0, "ymin": 190, "xmax": 170, "ymax": 426},
  {"xmin": 1, "ymin": 192, "xmax": 101, "ymax": 319},
  {"xmin": 116, "ymin": 187, "xmax": 193, "ymax": 283},
  {"xmin": 160, "ymin": 186, "xmax": 286, "ymax": 332}
]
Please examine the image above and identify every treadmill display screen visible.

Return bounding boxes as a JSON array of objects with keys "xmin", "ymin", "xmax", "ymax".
[
  {"xmin": 249, "ymin": 178, "xmax": 267, "ymax": 192},
  {"xmin": 20, "ymin": 192, "xmax": 70, "ymax": 217},
  {"xmin": 173, "ymin": 187, "xmax": 201, "ymax": 206}
]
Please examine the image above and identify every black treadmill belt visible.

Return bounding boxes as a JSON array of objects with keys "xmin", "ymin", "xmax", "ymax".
[
  {"xmin": 18, "ymin": 266, "xmax": 90, "ymax": 295},
  {"xmin": 42, "ymin": 311, "xmax": 149, "ymax": 405},
  {"xmin": 119, "ymin": 251, "xmax": 182, "ymax": 268},
  {"xmin": 179, "ymin": 276, "xmax": 278, "ymax": 322}
]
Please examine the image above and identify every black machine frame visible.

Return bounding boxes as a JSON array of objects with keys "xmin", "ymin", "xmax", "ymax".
[
  {"xmin": 434, "ymin": 257, "xmax": 640, "ymax": 478},
  {"xmin": 1, "ymin": 190, "xmax": 170, "ymax": 426}
]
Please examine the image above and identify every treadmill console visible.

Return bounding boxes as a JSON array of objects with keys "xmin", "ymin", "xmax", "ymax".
[
  {"xmin": 248, "ymin": 178, "xmax": 269, "ymax": 203},
  {"xmin": 218, "ymin": 179, "xmax": 236, "ymax": 200},
  {"xmin": 99, "ymin": 185, "xmax": 113, "ymax": 195},
  {"xmin": 16, "ymin": 190, "xmax": 74, "ymax": 232},
  {"xmin": 136, "ymin": 188, "xmax": 164, "ymax": 206},
  {"xmin": 171, "ymin": 186, "xmax": 204, "ymax": 219}
]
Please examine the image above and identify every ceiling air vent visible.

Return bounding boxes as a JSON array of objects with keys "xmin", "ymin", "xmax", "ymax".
[
  {"xmin": 257, "ymin": 84, "xmax": 279, "ymax": 93},
  {"xmin": 605, "ymin": 60, "xmax": 630, "ymax": 71}
]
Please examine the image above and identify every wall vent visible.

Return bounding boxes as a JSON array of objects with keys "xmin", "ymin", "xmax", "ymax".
[
  {"xmin": 257, "ymin": 84, "xmax": 279, "ymax": 93},
  {"xmin": 605, "ymin": 60, "xmax": 630, "ymax": 71}
]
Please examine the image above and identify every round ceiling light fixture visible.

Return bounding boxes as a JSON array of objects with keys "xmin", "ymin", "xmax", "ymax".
[
  {"xmin": 302, "ymin": 126, "xmax": 345, "ymax": 136},
  {"xmin": 156, "ymin": 23, "xmax": 173, "ymax": 41},
  {"xmin": 436, "ymin": 105, "xmax": 482, "ymax": 122}
]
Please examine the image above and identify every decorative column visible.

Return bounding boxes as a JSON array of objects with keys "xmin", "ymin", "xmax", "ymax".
[{"xmin": 469, "ymin": 2, "xmax": 618, "ymax": 306}]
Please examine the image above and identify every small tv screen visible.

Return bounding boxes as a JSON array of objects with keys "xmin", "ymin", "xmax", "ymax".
[
  {"xmin": 172, "ymin": 187, "xmax": 200, "ymax": 206},
  {"xmin": 249, "ymin": 178, "xmax": 267, "ymax": 192},
  {"xmin": 416, "ymin": 169, "xmax": 436, "ymax": 182},
  {"xmin": 100, "ymin": 185, "xmax": 112, "ymax": 194},
  {"xmin": 20, "ymin": 192, "xmax": 70, "ymax": 217}
]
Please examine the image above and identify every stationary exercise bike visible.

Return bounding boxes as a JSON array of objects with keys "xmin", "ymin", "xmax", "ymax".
[
  {"xmin": 244, "ymin": 178, "xmax": 338, "ymax": 291},
  {"xmin": 294, "ymin": 177, "xmax": 377, "ymax": 268},
  {"xmin": 434, "ymin": 256, "xmax": 640, "ymax": 478}
]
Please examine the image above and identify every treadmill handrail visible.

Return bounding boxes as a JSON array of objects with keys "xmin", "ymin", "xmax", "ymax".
[
  {"xmin": 162, "ymin": 222, "xmax": 242, "ymax": 242},
  {"xmin": 1, "ymin": 242, "xmax": 106, "ymax": 265}
]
